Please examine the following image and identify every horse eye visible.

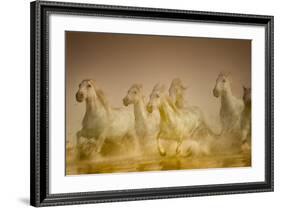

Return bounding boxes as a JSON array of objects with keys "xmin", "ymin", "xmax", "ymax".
[
  {"xmin": 156, "ymin": 94, "xmax": 160, "ymax": 98},
  {"xmin": 222, "ymin": 79, "xmax": 226, "ymax": 83},
  {"xmin": 87, "ymin": 84, "xmax": 91, "ymax": 88},
  {"xmin": 133, "ymin": 91, "xmax": 137, "ymax": 94}
]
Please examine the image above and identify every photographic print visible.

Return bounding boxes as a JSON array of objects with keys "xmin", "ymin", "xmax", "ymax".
[
  {"xmin": 66, "ymin": 31, "xmax": 252, "ymax": 175},
  {"xmin": 31, "ymin": 1, "xmax": 273, "ymax": 206}
]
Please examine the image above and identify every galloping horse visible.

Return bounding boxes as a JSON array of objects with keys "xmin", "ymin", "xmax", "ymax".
[
  {"xmin": 123, "ymin": 84, "xmax": 160, "ymax": 154},
  {"xmin": 147, "ymin": 84, "xmax": 213, "ymax": 156},
  {"xmin": 213, "ymin": 73, "xmax": 244, "ymax": 134},
  {"xmin": 213, "ymin": 73, "xmax": 244, "ymax": 151},
  {"xmin": 75, "ymin": 79, "xmax": 138, "ymax": 157},
  {"xmin": 169, "ymin": 78, "xmax": 218, "ymax": 155},
  {"xmin": 168, "ymin": 78, "xmax": 205, "ymax": 125}
]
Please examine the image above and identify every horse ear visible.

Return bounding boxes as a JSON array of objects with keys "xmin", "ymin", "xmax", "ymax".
[
  {"xmin": 226, "ymin": 73, "xmax": 232, "ymax": 83},
  {"xmin": 89, "ymin": 79, "xmax": 97, "ymax": 87}
]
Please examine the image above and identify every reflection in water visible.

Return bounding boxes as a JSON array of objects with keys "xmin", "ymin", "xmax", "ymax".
[{"xmin": 66, "ymin": 139, "xmax": 251, "ymax": 175}]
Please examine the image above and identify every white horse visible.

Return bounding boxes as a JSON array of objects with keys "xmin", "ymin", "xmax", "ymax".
[
  {"xmin": 213, "ymin": 73, "xmax": 244, "ymax": 152},
  {"xmin": 147, "ymin": 84, "xmax": 214, "ymax": 156},
  {"xmin": 213, "ymin": 73, "xmax": 244, "ymax": 133},
  {"xmin": 75, "ymin": 79, "xmax": 138, "ymax": 157},
  {"xmin": 169, "ymin": 78, "xmax": 188, "ymax": 109},
  {"xmin": 169, "ymin": 78, "xmax": 205, "ymax": 124},
  {"xmin": 240, "ymin": 86, "xmax": 251, "ymax": 152},
  {"xmin": 123, "ymin": 84, "xmax": 160, "ymax": 154},
  {"xmin": 169, "ymin": 78, "xmax": 218, "ymax": 155}
]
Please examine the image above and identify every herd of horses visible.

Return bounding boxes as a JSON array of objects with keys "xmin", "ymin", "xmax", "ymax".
[{"xmin": 74, "ymin": 73, "xmax": 251, "ymax": 160}]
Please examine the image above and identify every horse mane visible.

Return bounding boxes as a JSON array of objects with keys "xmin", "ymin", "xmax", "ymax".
[
  {"xmin": 158, "ymin": 95, "xmax": 180, "ymax": 124},
  {"xmin": 169, "ymin": 78, "xmax": 188, "ymax": 109},
  {"xmin": 96, "ymin": 89, "xmax": 111, "ymax": 111},
  {"xmin": 165, "ymin": 95, "xmax": 180, "ymax": 114},
  {"xmin": 151, "ymin": 83, "xmax": 180, "ymax": 114},
  {"xmin": 171, "ymin": 78, "xmax": 182, "ymax": 87},
  {"xmin": 175, "ymin": 94, "xmax": 185, "ymax": 109},
  {"xmin": 89, "ymin": 79, "xmax": 111, "ymax": 113}
]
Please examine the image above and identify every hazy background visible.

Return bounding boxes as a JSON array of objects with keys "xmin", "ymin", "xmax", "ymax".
[{"xmin": 66, "ymin": 31, "xmax": 251, "ymax": 143}]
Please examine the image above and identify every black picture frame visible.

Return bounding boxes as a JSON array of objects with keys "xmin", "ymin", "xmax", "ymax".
[{"xmin": 30, "ymin": 0, "xmax": 274, "ymax": 207}]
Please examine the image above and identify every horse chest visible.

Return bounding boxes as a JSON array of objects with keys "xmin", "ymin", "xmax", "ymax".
[
  {"xmin": 83, "ymin": 114, "xmax": 103, "ymax": 127},
  {"xmin": 108, "ymin": 119, "xmax": 129, "ymax": 137},
  {"xmin": 220, "ymin": 106, "xmax": 240, "ymax": 119},
  {"xmin": 160, "ymin": 119, "xmax": 184, "ymax": 139},
  {"xmin": 220, "ymin": 106, "xmax": 242, "ymax": 133},
  {"xmin": 220, "ymin": 97, "xmax": 243, "ymax": 118},
  {"xmin": 135, "ymin": 120, "xmax": 151, "ymax": 138},
  {"xmin": 134, "ymin": 109, "xmax": 160, "ymax": 137}
]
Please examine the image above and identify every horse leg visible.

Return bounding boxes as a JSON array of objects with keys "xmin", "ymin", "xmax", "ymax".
[
  {"xmin": 95, "ymin": 131, "xmax": 107, "ymax": 153},
  {"xmin": 241, "ymin": 126, "xmax": 250, "ymax": 153},
  {"xmin": 176, "ymin": 139, "xmax": 183, "ymax": 155},
  {"xmin": 75, "ymin": 130, "xmax": 83, "ymax": 160},
  {"xmin": 76, "ymin": 130, "xmax": 82, "ymax": 146},
  {"xmin": 76, "ymin": 130, "xmax": 88, "ymax": 154},
  {"xmin": 157, "ymin": 132, "xmax": 166, "ymax": 156},
  {"xmin": 75, "ymin": 130, "xmax": 95, "ymax": 159},
  {"xmin": 128, "ymin": 130, "xmax": 142, "ymax": 156}
]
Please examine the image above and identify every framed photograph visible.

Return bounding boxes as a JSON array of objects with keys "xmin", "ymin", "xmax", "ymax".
[{"xmin": 30, "ymin": 0, "xmax": 274, "ymax": 207}]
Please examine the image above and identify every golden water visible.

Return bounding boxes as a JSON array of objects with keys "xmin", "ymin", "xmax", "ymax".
[{"xmin": 66, "ymin": 141, "xmax": 251, "ymax": 175}]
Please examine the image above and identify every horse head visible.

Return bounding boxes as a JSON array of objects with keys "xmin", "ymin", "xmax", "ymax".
[
  {"xmin": 169, "ymin": 78, "xmax": 187, "ymax": 97},
  {"xmin": 169, "ymin": 78, "xmax": 188, "ymax": 108},
  {"xmin": 146, "ymin": 83, "xmax": 166, "ymax": 113},
  {"xmin": 76, "ymin": 79, "xmax": 110, "ymax": 115},
  {"xmin": 123, "ymin": 84, "xmax": 144, "ymax": 106},
  {"xmin": 213, "ymin": 73, "xmax": 232, "ymax": 98},
  {"xmin": 76, "ymin": 79, "xmax": 98, "ymax": 103}
]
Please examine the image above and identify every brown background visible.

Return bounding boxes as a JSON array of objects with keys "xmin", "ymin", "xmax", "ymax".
[{"xmin": 66, "ymin": 31, "xmax": 251, "ymax": 142}]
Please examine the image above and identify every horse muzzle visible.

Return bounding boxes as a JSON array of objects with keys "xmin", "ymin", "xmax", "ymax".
[
  {"xmin": 76, "ymin": 92, "xmax": 84, "ymax": 102},
  {"xmin": 213, "ymin": 89, "xmax": 219, "ymax": 98},
  {"xmin": 123, "ymin": 97, "xmax": 130, "ymax": 106}
]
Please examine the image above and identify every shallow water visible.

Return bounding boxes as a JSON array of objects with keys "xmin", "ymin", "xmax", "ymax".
[{"xmin": 66, "ymin": 142, "xmax": 251, "ymax": 175}]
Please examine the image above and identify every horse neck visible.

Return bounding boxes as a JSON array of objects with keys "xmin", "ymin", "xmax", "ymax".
[
  {"xmin": 134, "ymin": 98, "xmax": 147, "ymax": 122},
  {"xmin": 85, "ymin": 97, "xmax": 106, "ymax": 117},
  {"xmin": 175, "ymin": 93, "xmax": 186, "ymax": 108},
  {"xmin": 220, "ymin": 88, "xmax": 237, "ymax": 112},
  {"xmin": 159, "ymin": 98, "xmax": 176, "ymax": 122},
  {"xmin": 243, "ymin": 102, "xmax": 251, "ymax": 114}
]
